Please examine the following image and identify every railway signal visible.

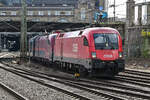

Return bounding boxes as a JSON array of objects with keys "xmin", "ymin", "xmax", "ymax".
[{"xmin": 94, "ymin": 11, "xmax": 107, "ymax": 23}]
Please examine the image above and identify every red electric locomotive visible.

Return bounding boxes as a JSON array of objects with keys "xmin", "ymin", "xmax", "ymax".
[
  {"xmin": 29, "ymin": 34, "xmax": 56, "ymax": 62},
  {"xmin": 54, "ymin": 27, "xmax": 124, "ymax": 77}
]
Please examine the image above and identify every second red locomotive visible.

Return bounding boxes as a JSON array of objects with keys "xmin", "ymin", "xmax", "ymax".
[{"xmin": 29, "ymin": 27, "xmax": 125, "ymax": 77}]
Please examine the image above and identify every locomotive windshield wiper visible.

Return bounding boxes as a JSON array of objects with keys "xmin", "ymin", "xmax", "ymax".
[{"xmin": 109, "ymin": 43, "xmax": 115, "ymax": 50}]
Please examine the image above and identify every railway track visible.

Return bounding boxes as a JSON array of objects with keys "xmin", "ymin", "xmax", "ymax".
[
  {"xmin": 117, "ymin": 74, "xmax": 150, "ymax": 84},
  {"xmin": 125, "ymin": 69, "xmax": 150, "ymax": 77},
  {"xmin": 0, "ymin": 82, "xmax": 28, "ymax": 100},
  {"xmin": 0, "ymin": 67, "xmax": 95, "ymax": 100},
  {"xmin": 0, "ymin": 52, "xmax": 19, "ymax": 59},
  {"xmin": 116, "ymin": 69, "xmax": 150, "ymax": 85},
  {"xmin": 0, "ymin": 61, "xmax": 125, "ymax": 100},
  {"xmin": 113, "ymin": 76, "xmax": 150, "ymax": 88},
  {"xmin": 0, "ymin": 61, "xmax": 150, "ymax": 99}
]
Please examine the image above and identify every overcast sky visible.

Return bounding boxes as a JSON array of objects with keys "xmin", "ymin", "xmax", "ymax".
[{"xmin": 107, "ymin": 0, "xmax": 150, "ymax": 18}]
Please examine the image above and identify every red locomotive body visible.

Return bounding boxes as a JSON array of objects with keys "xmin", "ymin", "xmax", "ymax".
[
  {"xmin": 29, "ymin": 27, "xmax": 124, "ymax": 77},
  {"xmin": 54, "ymin": 27, "xmax": 124, "ymax": 76}
]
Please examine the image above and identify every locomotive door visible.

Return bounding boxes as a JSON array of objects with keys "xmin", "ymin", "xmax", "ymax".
[
  {"xmin": 33, "ymin": 38, "xmax": 36, "ymax": 57},
  {"xmin": 59, "ymin": 34, "xmax": 64, "ymax": 60},
  {"xmin": 60, "ymin": 38, "xmax": 63, "ymax": 60}
]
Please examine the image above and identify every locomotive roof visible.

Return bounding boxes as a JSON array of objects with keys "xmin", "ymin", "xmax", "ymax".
[
  {"xmin": 84, "ymin": 27, "xmax": 118, "ymax": 32},
  {"xmin": 30, "ymin": 33, "xmax": 57, "ymax": 41},
  {"xmin": 62, "ymin": 27, "xmax": 119, "ymax": 38}
]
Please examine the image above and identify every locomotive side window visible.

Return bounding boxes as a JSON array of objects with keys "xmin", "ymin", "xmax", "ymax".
[
  {"xmin": 59, "ymin": 34, "xmax": 64, "ymax": 37},
  {"xmin": 83, "ymin": 37, "xmax": 88, "ymax": 46}
]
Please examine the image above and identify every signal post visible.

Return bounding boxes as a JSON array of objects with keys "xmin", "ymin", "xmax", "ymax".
[{"xmin": 20, "ymin": 0, "xmax": 27, "ymax": 62}]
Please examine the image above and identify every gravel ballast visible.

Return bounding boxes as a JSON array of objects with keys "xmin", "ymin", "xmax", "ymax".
[
  {"xmin": 0, "ymin": 68, "xmax": 75, "ymax": 100},
  {"xmin": 0, "ymin": 86, "xmax": 18, "ymax": 100}
]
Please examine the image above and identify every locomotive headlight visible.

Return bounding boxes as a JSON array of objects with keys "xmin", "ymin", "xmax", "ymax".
[
  {"xmin": 119, "ymin": 52, "xmax": 123, "ymax": 58},
  {"xmin": 92, "ymin": 52, "xmax": 96, "ymax": 58}
]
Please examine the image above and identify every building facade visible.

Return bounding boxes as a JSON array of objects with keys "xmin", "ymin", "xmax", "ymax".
[
  {"xmin": 134, "ymin": 2, "xmax": 150, "ymax": 25},
  {"xmin": 127, "ymin": 0, "xmax": 150, "ymax": 26},
  {"xmin": 0, "ymin": 0, "xmax": 105, "ymax": 23},
  {"xmin": 126, "ymin": 0, "xmax": 150, "ymax": 58}
]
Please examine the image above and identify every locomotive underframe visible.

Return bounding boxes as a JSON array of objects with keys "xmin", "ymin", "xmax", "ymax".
[
  {"xmin": 54, "ymin": 56, "xmax": 125, "ymax": 77},
  {"xmin": 89, "ymin": 59, "xmax": 125, "ymax": 76}
]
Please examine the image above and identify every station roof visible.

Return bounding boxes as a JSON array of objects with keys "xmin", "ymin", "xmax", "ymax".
[{"xmin": 0, "ymin": 0, "xmax": 78, "ymax": 7}]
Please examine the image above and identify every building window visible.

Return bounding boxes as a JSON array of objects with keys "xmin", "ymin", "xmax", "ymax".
[
  {"xmin": 38, "ymin": 11, "xmax": 44, "ymax": 16},
  {"xmin": 48, "ymin": 11, "xmax": 51, "ymax": 15},
  {"xmin": 55, "ymin": 11, "xmax": 60, "ymax": 15},
  {"xmin": 31, "ymin": 18, "xmax": 40, "ymax": 22},
  {"xmin": 134, "ymin": 6, "xmax": 138, "ymax": 25},
  {"xmin": 32, "ymin": 4, "xmax": 35, "ymax": 6},
  {"xmin": 65, "ymin": 11, "xmax": 71, "ymax": 15},
  {"xmin": 142, "ymin": 5, "xmax": 147, "ymax": 25},
  {"xmin": 60, "ymin": 11, "xmax": 65, "ymax": 15},
  {"xmin": 11, "ymin": 11, "xmax": 16, "ymax": 16},
  {"xmin": 28, "ymin": 11, "xmax": 33, "ymax": 15},
  {"xmin": 42, "ymin": 3, "xmax": 45, "ymax": 6},
  {"xmin": 58, "ymin": 19, "xmax": 68, "ymax": 22},
  {"xmin": 81, "ymin": 8, "xmax": 86, "ymax": 20},
  {"xmin": 62, "ymin": 4, "xmax": 68, "ymax": 7},
  {"xmin": 0, "ymin": 11, "xmax": 6, "ymax": 15}
]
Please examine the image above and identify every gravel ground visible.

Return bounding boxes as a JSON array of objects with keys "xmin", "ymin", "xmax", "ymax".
[
  {"xmin": 1, "ymin": 52, "xmax": 150, "ymax": 100},
  {"xmin": 126, "ymin": 58, "xmax": 150, "ymax": 71},
  {"xmin": 0, "ymin": 86, "xmax": 18, "ymax": 100},
  {"xmin": 0, "ymin": 68, "xmax": 75, "ymax": 100},
  {"xmin": 11, "ymin": 60, "xmax": 75, "ymax": 80},
  {"xmin": 0, "ymin": 62, "xmax": 105, "ymax": 100},
  {"xmin": 0, "ymin": 52, "xmax": 19, "ymax": 58},
  {"xmin": 0, "ymin": 53, "xmax": 106, "ymax": 100}
]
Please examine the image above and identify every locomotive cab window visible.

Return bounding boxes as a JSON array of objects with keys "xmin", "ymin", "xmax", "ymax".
[
  {"xmin": 93, "ymin": 33, "xmax": 118, "ymax": 50},
  {"xmin": 83, "ymin": 37, "xmax": 88, "ymax": 46}
]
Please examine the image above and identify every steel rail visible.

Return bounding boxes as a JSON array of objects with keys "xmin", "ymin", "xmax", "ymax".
[
  {"xmin": 117, "ymin": 75, "xmax": 150, "ymax": 84},
  {"xmin": 0, "ymin": 82, "xmax": 29, "ymax": 100},
  {"xmin": 0, "ymin": 63, "xmax": 125, "ymax": 100},
  {"xmin": 0, "ymin": 66, "xmax": 97, "ymax": 100},
  {"xmin": 125, "ymin": 69, "xmax": 150, "ymax": 77},
  {"xmin": 9, "ymin": 65, "xmax": 150, "ymax": 97},
  {"xmin": 2, "ymin": 60, "xmax": 150, "ymax": 99},
  {"xmin": 114, "ymin": 77, "xmax": 150, "ymax": 87}
]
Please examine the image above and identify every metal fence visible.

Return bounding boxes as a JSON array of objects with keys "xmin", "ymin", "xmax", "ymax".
[{"xmin": 126, "ymin": 26, "xmax": 150, "ymax": 58}]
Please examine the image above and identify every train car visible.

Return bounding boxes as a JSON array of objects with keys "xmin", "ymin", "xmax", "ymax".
[
  {"xmin": 7, "ymin": 40, "xmax": 17, "ymax": 51},
  {"xmin": 54, "ymin": 27, "xmax": 125, "ymax": 77},
  {"xmin": 29, "ymin": 36, "xmax": 38, "ymax": 57},
  {"xmin": 29, "ymin": 34, "xmax": 57, "ymax": 62},
  {"xmin": 7, "ymin": 39, "xmax": 20, "ymax": 51}
]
